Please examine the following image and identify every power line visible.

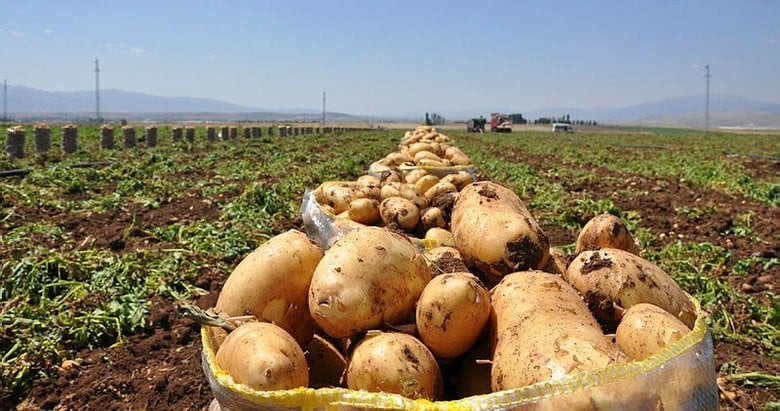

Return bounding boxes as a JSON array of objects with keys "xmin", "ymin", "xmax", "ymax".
[
  {"xmin": 3, "ymin": 79, "xmax": 7, "ymax": 121},
  {"xmin": 322, "ymin": 92, "xmax": 326, "ymax": 127},
  {"xmin": 95, "ymin": 59, "xmax": 102, "ymax": 122},
  {"xmin": 704, "ymin": 65, "xmax": 711, "ymax": 134}
]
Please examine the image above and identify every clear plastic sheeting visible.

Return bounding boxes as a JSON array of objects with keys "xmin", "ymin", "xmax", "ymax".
[
  {"xmin": 201, "ymin": 296, "xmax": 716, "ymax": 411},
  {"xmin": 301, "ymin": 188, "xmax": 363, "ymax": 250}
]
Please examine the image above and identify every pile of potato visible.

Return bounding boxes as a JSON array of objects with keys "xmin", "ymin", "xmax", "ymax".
[
  {"xmin": 370, "ymin": 125, "xmax": 473, "ymax": 172},
  {"xmin": 205, "ymin": 127, "xmax": 702, "ymax": 406}
]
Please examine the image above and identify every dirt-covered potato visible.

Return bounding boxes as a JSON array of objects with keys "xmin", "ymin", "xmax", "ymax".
[
  {"xmin": 404, "ymin": 168, "xmax": 428, "ymax": 184},
  {"xmin": 213, "ymin": 230, "xmax": 323, "ymax": 345},
  {"xmin": 575, "ymin": 213, "xmax": 641, "ymax": 255},
  {"xmin": 416, "ymin": 272, "xmax": 490, "ymax": 358},
  {"xmin": 347, "ymin": 198, "xmax": 380, "ymax": 225},
  {"xmin": 346, "ymin": 332, "xmax": 442, "ymax": 400},
  {"xmin": 424, "ymin": 181, "xmax": 457, "ymax": 201},
  {"xmin": 379, "ymin": 197, "xmax": 420, "ymax": 229},
  {"xmin": 421, "ymin": 207, "xmax": 446, "ymax": 229},
  {"xmin": 441, "ymin": 171, "xmax": 473, "ymax": 191},
  {"xmin": 616, "ymin": 303, "xmax": 691, "ymax": 360},
  {"xmin": 380, "ymin": 181, "xmax": 403, "ymax": 200},
  {"xmin": 490, "ymin": 271, "xmax": 621, "ymax": 391},
  {"xmin": 565, "ymin": 248, "xmax": 696, "ymax": 328},
  {"xmin": 215, "ymin": 322, "xmax": 308, "ymax": 390},
  {"xmin": 308, "ymin": 227, "xmax": 432, "ymax": 338},
  {"xmin": 356, "ymin": 174, "xmax": 380, "ymax": 189},
  {"xmin": 451, "ymin": 182, "xmax": 550, "ymax": 284},
  {"xmin": 424, "ymin": 246, "xmax": 469, "ymax": 276}
]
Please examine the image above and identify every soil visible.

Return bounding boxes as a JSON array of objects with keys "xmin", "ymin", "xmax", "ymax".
[{"xmin": 6, "ymin": 139, "xmax": 778, "ymax": 410}]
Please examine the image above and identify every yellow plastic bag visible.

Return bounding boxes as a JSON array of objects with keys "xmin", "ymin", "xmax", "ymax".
[{"xmin": 201, "ymin": 296, "xmax": 716, "ymax": 410}]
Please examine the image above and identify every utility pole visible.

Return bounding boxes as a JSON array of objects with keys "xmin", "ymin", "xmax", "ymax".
[
  {"xmin": 2, "ymin": 79, "xmax": 7, "ymax": 122},
  {"xmin": 321, "ymin": 92, "xmax": 326, "ymax": 127},
  {"xmin": 704, "ymin": 65, "xmax": 711, "ymax": 134},
  {"xmin": 95, "ymin": 59, "xmax": 102, "ymax": 122}
]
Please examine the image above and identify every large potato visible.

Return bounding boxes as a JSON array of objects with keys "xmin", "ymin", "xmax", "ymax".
[
  {"xmin": 416, "ymin": 272, "xmax": 490, "ymax": 358},
  {"xmin": 308, "ymin": 227, "xmax": 432, "ymax": 338},
  {"xmin": 346, "ymin": 332, "xmax": 442, "ymax": 400},
  {"xmin": 490, "ymin": 271, "xmax": 620, "ymax": 391},
  {"xmin": 565, "ymin": 248, "xmax": 696, "ymax": 328},
  {"xmin": 215, "ymin": 322, "xmax": 308, "ymax": 390},
  {"xmin": 575, "ymin": 213, "xmax": 640, "ymax": 255},
  {"xmin": 451, "ymin": 182, "xmax": 549, "ymax": 284},
  {"xmin": 214, "ymin": 229, "xmax": 323, "ymax": 344},
  {"xmin": 616, "ymin": 303, "xmax": 691, "ymax": 360}
]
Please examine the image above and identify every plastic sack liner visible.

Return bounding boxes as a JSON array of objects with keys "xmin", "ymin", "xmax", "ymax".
[{"xmin": 201, "ymin": 295, "xmax": 715, "ymax": 410}]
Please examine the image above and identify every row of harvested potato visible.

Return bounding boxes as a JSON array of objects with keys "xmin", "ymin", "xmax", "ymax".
[
  {"xmin": 370, "ymin": 126, "xmax": 473, "ymax": 171},
  {"xmin": 207, "ymin": 175, "xmax": 701, "ymax": 405}
]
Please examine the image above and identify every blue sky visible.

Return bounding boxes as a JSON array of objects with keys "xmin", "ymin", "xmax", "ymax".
[{"xmin": 1, "ymin": 1, "xmax": 778, "ymax": 116}]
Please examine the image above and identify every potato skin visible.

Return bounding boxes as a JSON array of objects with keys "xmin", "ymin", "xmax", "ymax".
[
  {"xmin": 215, "ymin": 322, "xmax": 308, "ymax": 390},
  {"xmin": 490, "ymin": 271, "xmax": 620, "ymax": 391},
  {"xmin": 416, "ymin": 272, "xmax": 490, "ymax": 358},
  {"xmin": 575, "ymin": 213, "xmax": 640, "ymax": 255},
  {"xmin": 542, "ymin": 247, "xmax": 569, "ymax": 276},
  {"xmin": 214, "ymin": 230, "xmax": 323, "ymax": 344},
  {"xmin": 451, "ymin": 182, "xmax": 549, "ymax": 284},
  {"xmin": 616, "ymin": 303, "xmax": 691, "ymax": 360},
  {"xmin": 346, "ymin": 332, "xmax": 442, "ymax": 400},
  {"xmin": 308, "ymin": 227, "xmax": 432, "ymax": 338},
  {"xmin": 379, "ymin": 197, "xmax": 420, "ymax": 229},
  {"xmin": 565, "ymin": 248, "xmax": 696, "ymax": 328}
]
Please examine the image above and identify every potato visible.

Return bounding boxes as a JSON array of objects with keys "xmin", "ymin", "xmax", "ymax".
[
  {"xmin": 441, "ymin": 171, "xmax": 473, "ymax": 191},
  {"xmin": 379, "ymin": 168, "xmax": 404, "ymax": 184},
  {"xmin": 564, "ymin": 248, "xmax": 696, "ymax": 328},
  {"xmin": 305, "ymin": 334, "xmax": 348, "ymax": 388},
  {"xmin": 399, "ymin": 184, "xmax": 429, "ymax": 210},
  {"xmin": 346, "ymin": 332, "xmax": 442, "ymax": 400},
  {"xmin": 408, "ymin": 142, "xmax": 434, "ymax": 157},
  {"xmin": 404, "ymin": 168, "xmax": 428, "ymax": 184},
  {"xmin": 380, "ymin": 181, "xmax": 403, "ymax": 199},
  {"xmin": 451, "ymin": 182, "xmax": 549, "ymax": 284},
  {"xmin": 421, "ymin": 207, "xmax": 446, "ymax": 229},
  {"xmin": 423, "ymin": 181, "xmax": 457, "ymax": 201},
  {"xmin": 308, "ymin": 227, "xmax": 431, "ymax": 338},
  {"xmin": 575, "ymin": 213, "xmax": 640, "ymax": 255},
  {"xmin": 542, "ymin": 246, "xmax": 569, "ymax": 275},
  {"xmin": 347, "ymin": 198, "xmax": 380, "ymax": 225},
  {"xmin": 322, "ymin": 183, "xmax": 357, "ymax": 214},
  {"xmin": 214, "ymin": 229, "xmax": 323, "ymax": 344},
  {"xmin": 424, "ymin": 227, "xmax": 456, "ymax": 247},
  {"xmin": 616, "ymin": 303, "xmax": 691, "ymax": 360},
  {"xmin": 414, "ymin": 174, "xmax": 440, "ymax": 196},
  {"xmin": 356, "ymin": 174, "xmax": 380, "ymax": 189},
  {"xmin": 414, "ymin": 150, "xmax": 442, "ymax": 163},
  {"xmin": 354, "ymin": 184, "xmax": 381, "ymax": 201},
  {"xmin": 379, "ymin": 197, "xmax": 420, "ymax": 230},
  {"xmin": 416, "ymin": 272, "xmax": 490, "ymax": 358},
  {"xmin": 490, "ymin": 271, "xmax": 620, "ymax": 391},
  {"xmin": 418, "ymin": 158, "xmax": 447, "ymax": 167},
  {"xmin": 215, "ymin": 322, "xmax": 308, "ymax": 390},
  {"xmin": 424, "ymin": 246, "xmax": 468, "ymax": 275}
]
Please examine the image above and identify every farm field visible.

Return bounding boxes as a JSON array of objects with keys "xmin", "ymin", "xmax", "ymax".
[{"xmin": 1, "ymin": 125, "xmax": 778, "ymax": 410}]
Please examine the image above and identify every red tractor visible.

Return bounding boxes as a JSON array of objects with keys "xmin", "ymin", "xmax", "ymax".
[{"xmin": 490, "ymin": 113, "xmax": 512, "ymax": 133}]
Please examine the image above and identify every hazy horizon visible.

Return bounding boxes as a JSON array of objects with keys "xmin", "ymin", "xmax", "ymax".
[{"xmin": 1, "ymin": 1, "xmax": 779, "ymax": 116}]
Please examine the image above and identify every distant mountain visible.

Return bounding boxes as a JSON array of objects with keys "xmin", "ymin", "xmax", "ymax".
[
  {"xmin": 6, "ymin": 85, "xmax": 260, "ymax": 113},
  {"xmin": 521, "ymin": 95, "xmax": 780, "ymax": 128},
  {"xmin": 2, "ymin": 85, "xmax": 376, "ymax": 122}
]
